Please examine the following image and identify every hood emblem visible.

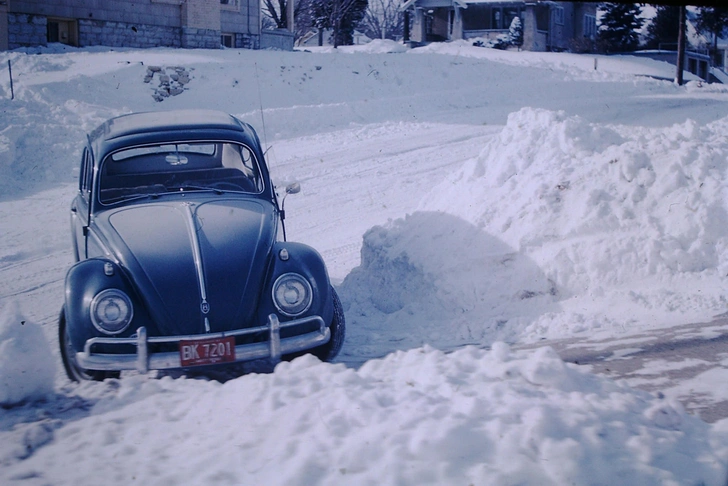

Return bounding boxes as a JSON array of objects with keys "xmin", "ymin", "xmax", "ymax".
[{"xmin": 201, "ymin": 301, "xmax": 210, "ymax": 314}]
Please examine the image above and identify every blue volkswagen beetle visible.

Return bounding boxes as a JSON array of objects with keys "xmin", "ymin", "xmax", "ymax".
[{"xmin": 59, "ymin": 109, "xmax": 344, "ymax": 381}]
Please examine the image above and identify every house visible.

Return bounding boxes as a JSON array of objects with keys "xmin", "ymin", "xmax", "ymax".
[
  {"xmin": 402, "ymin": 0, "xmax": 597, "ymax": 52},
  {"xmin": 630, "ymin": 9, "xmax": 727, "ymax": 84},
  {"xmin": 0, "ymin": 0, "xmax": 293, "ymax": 51},
  {"xmin": 687, "ymin": 9, "xmax": 728, "ymax": 83}
]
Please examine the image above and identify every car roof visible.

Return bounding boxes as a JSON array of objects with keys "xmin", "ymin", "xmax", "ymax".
[{"xmin": 88, "ymin": 110, "xmax": 261, "ymax": 161}]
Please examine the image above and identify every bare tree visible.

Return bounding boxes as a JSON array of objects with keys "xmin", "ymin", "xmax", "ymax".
[
  {"xmin": 262, "ymin": 0, "xmax": 289, "ymax": 29},
  {"xmin": 262, "ymin": 0, "xmax": 319, "ymax": 44},
  {"xmin": 361, "ymin": 0, "xmax": 404, "ymax": 41}
]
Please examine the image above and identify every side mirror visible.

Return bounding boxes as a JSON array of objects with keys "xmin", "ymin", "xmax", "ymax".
[{"xmin": 285, "ymin": 182, "xmax": 301, "ymax": 195}]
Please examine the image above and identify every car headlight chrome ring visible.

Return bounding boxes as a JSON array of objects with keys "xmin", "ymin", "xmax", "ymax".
[
  {"xmin": 272, "ymin": 273, "xmax": 313, "ymax": 317},
  {"xmin": 90, "ymin": 289, "xmax": 134, "ymax": 335}
]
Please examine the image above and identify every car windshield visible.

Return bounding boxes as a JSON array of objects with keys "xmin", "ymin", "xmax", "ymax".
[{"xmin": 98, "ymin": 141, "xmax": 263, "ymax": 204}]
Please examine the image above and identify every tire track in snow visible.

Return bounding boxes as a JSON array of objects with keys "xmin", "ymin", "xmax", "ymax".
[{"xmin": 270, "ymin": 122, "xmax": 500, "ymax": 281}]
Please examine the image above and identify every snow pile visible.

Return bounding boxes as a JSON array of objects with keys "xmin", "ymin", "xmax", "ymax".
[
  {"xmin": 4, "ymin": 346, "xmax": 727, "ymax": 485},
  {"xmin": 341, "ymin": 211, "xmax": 560, "ymax": 355},
  {"xmin": 422, "ymin": 108, "xmax": 728, "ymax": 337},
  {"xmin": 0, "ymin": 94, "xmax": 118, "ymax": 195},
  {"xmin": 426, "ymin": 108, "xmax": 728, "ymax": 280},
  {"xmin": 321, "ymin": 38, "xmax": 410, "ymax": 54},
  {"xmin": 342, "ymin": 108, "xmax": 728, "ymax": 347},
  {"xmin": 686, "ymin": 79, "xmax": 728, "ymax": 94},
  {"xmin": 0, "ymin": 302, "xmax": 55, "ymax": 406}
]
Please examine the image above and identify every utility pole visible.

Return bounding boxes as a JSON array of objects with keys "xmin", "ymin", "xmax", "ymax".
[
  {"xmin": 676, "ymin": 5, "xmax": 686, "ymax": 85},
  {"xmin": 287, "ymin": 0, "xmax": 294, "ymax": 33}
]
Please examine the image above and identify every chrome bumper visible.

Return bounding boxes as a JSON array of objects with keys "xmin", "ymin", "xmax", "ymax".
[{"xmin": 76, "ymin": 314, "xmax": 329, "ymax": 372}]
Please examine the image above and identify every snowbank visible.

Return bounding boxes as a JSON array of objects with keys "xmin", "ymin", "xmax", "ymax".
[
  {"xmin": 426, "ymin": 108, "xmax": 728, "ymax": 281},
  {"xmin": 0, "ymin": 302, "xmax": 55, "ymax": 406},
  {"xmin": 340, "ymin": 211, "xmax": 560, "ymax": 356},
  {"xmin": 301, "ymin": 39, "xmax": 409, "ymax": 54},
  {"xmin": 3, "ymin": 346, "xmax": 726, "ymax": 485},
  {"xmin": 340, "ymin": 108, "xmax": 728, "ymax": 349},
  {"xmin": 414, "ymin": 40, "xmax": 701, "ymax": 83},
  {"xmin": 421, "ymin": 107, "xmax": 728, "ymax": 338}
]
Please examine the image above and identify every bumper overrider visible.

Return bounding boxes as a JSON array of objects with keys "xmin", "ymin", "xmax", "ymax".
[{"xmin": 76, "ymin": 314, "xmax": 329, "ymax": 372}]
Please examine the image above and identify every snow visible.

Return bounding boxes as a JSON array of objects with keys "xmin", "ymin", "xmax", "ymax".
[
  {"xmin": 0, "ymin": 302, "xmax": 55, "ymax": 406},
  {"xmin": 5, "ymin": 345, "xmax": 728, "ymax": 485},
  {"xmin": 2, "ymin": 41, "xmax": 728, "ymax": 484}
]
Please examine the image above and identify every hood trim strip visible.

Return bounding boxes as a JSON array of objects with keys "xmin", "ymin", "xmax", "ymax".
[{"xmin": 183, "ymin": 203, "xmax": 211, "ymax": 333}]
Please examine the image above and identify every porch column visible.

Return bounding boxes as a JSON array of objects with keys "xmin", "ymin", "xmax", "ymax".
[
  {"xmin": 412, "ymin": 8, "xmax": 426, "ymax": 43},
  {"xmin": 451, "ymin": 7, "xmax": 463, "ymax": 40},
  {"xmin": 522, "ymin": 3, "xmax": 538, "ymax": 51}
]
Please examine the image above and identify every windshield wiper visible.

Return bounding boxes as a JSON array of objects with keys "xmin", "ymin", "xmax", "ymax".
[
  {"xmin": 167, "ymin": 184, "xmax": 224, "ymax": 194},
  {"xmin": 102, "ymin": 192, "xmax": 162, "ymax": 204}
]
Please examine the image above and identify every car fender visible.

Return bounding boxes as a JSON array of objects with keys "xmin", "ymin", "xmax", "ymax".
[
  {"xmin": 257, "ymin": 242, "xmax": 334, "ymax": 326},
  {"xmin": 64, "ymin": 259, "xmax": 152, "ymax": 351}
]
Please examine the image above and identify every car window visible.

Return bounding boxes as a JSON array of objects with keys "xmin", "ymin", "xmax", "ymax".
[
  {"xmin": 79, "ymin": 148, "xmax": 93, "ymax": 197},
  {"xmin": 99, "ymin": 142, "xmax": 263, "ymax": 204}
]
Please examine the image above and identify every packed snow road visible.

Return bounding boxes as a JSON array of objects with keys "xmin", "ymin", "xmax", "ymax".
[{"xmin": 521, "ymin": 316, "xmax": 728, "ymax": 423}]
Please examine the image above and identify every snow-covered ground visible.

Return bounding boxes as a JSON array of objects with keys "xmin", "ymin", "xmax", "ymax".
[{"xmin": 2, "ymin": 39, "xmax": 728, "ymax": 484}]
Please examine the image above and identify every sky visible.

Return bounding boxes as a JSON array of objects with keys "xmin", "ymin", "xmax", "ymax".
[{"xmin": 1, "ymin": 40, "xmax": 728, "ymax": 484}]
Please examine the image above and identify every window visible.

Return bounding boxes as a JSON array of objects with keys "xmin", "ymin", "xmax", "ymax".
[
  {"xmin": 221, "ymin": 34, "xmax": 233, "ymax": 48},
  {"xmin": 80, "ymin": 148, "xmax": 93, "ymax": 195},
  {"xmin": 47, "ymin": 18, "xmax": 78, "ymax": 46},
  {"xmin": 462, "ymin": 5, "xmax": 489, "ymax": 31},
  {"xmin": 492, "ymin": 8, "xmax": 502, "ymax": 30},
  {"xmin": 553, "ymin": 7, "xmax": 564, "ymax": 26},
  {"xmin": 220, "ymin": 0, "xmax": 239, "ymax": 11},
  {"xmin": 504, "ymin": 8, "xmax": 520, "ymax": 30},
  {"xmin": 100, "ymin": 142, "xmax": 263, "ymax": 204},
  {"xmin": 583, "ymin": 14, "xmax": 596, "ymax": 39},
  {"xmin": 111, "ymin": 143, "xmax": 216, "ymax": 163}
]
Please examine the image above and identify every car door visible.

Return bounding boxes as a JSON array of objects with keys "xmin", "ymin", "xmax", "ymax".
[{"xmin": 71, "ymin": 148, "xmax": 92, "ymax": 261}]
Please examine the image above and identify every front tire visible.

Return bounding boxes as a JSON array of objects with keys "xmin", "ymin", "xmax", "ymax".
[
  {"xmin": 310, "ymin": 287, "xmax": 345, "ymax": 362},
  {"xmin": 59, "ymin": 307, "xmax": 119, "ymax": 382}
]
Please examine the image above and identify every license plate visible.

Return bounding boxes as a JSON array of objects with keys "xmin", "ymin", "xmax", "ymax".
[{"xmin": 179, "ymin": 336, "xmax": 236, "ymax": 367}]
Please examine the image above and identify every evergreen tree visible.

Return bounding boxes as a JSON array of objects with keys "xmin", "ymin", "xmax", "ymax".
[
  {"xmin": 644, "ymin": 5, "xmax": 681, "ymax": 50},
  {"xmin": 508, "ymin": 16, "xmax": 523, "ymax": 48},
  {"xmin": 598, "ymin": 3, "xmax": 643, "ymax": 52},
  {"xmin": 696, "ymin": 7, "xmax": 728, "ymax": 50}
]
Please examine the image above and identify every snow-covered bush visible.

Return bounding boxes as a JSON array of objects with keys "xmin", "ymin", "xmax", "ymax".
[{"xmin": 472, "ymin": 34, "xmax": 510, "ymax": 50}]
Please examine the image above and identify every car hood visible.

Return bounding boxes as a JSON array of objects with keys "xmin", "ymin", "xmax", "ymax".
[{"xmin": 99, "ymin": 198, "xmax": 276, "ymax": 335}]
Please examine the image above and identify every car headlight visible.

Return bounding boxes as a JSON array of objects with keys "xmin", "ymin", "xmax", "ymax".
[
  {"xmin": 90, "ymin": 289, "xmax": 134, "ymax": 335},
  {"xmin": 272, "ymin": 273, "xmax": 313, "ymax": 317}
]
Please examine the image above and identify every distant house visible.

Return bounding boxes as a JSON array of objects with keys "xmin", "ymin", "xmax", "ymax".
[
  {"xmin": 630, "ymin": 9, "xmax": 727, "ymax": 84},
  {"xmin": 402, "ymin": 0, "xmax": 597, "ymax": 52},
  {"xmin": 687, "ymin": 9, "xmax": 728, "ymax": 83},
  {"xmin": 0, "ymin": 0, "xmax": 293, "ymax": 51}
]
